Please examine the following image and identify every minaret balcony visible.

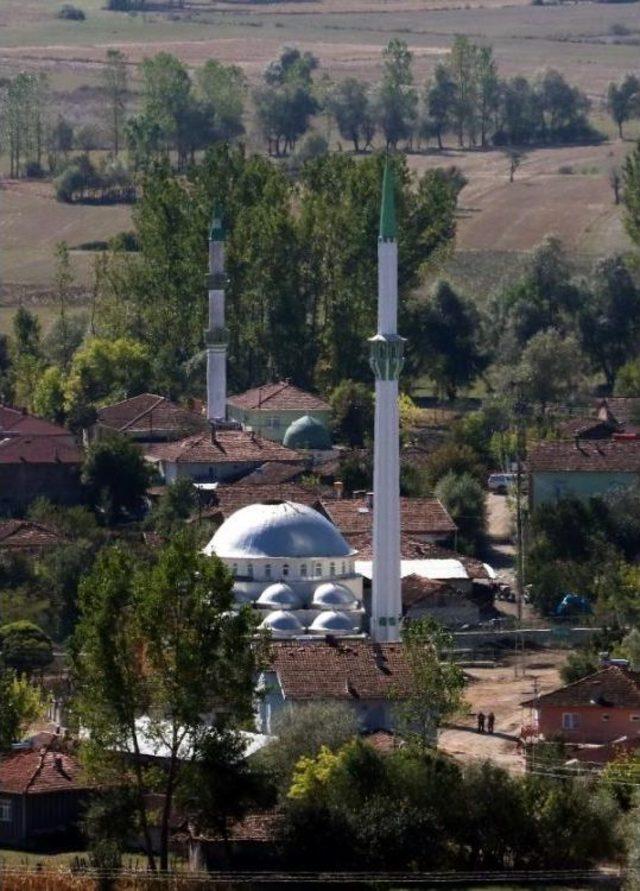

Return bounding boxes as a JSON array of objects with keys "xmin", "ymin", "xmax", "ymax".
[
  {"xmin": 368, "ymin": 334, "xmax": 405, "ymax": 380},
  {"xmin": 205, "ymin": 326, "xmax": 229, "ymax": 347},
  {"xmin": 205, "ymin": 272, "xmax": 227, "ymax": 290}
]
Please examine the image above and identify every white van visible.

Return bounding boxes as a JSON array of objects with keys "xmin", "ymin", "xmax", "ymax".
[{"xmin": 487, "ymin": 472, "xmax": 516, "ymax": 494}]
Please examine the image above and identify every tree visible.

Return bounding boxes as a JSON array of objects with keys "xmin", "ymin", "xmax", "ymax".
[
  {"xmin": 424, "ymin": 442, "xmax": 487, "ymax": 489},
  {"xmin": 0, "ymin": 669, "xmax": 44, "ymax": 747},
  {"xmin": 375, "ymin": 40, "xmax": 417, "ymax": 149},
  {"xmin": 102, "ymin": 49, "xmax": 129, "ymax": 156},
  {"xmin": 448, "ymin": 37, "xmax": 478, "ymax": 147},
  {"xmin": 329, "ymin": 78, "xmax": 374, "ymax": 152},
  {"xmin": 435, "ymin": 471, "xmax": 486, "ymax": 550},
  {"xmin": 329, "ymin": 380, "xmax": 374, "ymax": 447},
  {"xmin": 396, "ymin": 617, "xmax": 465, "ymax": 750},
  {"xmin": 615, "ymin": 359, "xmax": 640, "ymax": 396},
  {"xmin": 507, "ymin": 148, "xmax": 522, "ymax": 182},
  {"xmin": 407, "ymin": 281, "xmax": 487, "ymax": 400},
  {"xmin": 12, "ymin": 305, "xmax": 41, "ymax": 359},
  {"xmin": 0, "ymin": 621, "xmax": 54, "ymax": 675},
  {"xmin": 609, "ymin": 165, "xmax": 622, "ymax": 205},
  {"xmin": 82, "ymin": 434, "xmax": 151, "ymax": 522},
  {"xmin": 513, "ymin": 328, "xmax": 585, "ymax": 413},
  {"xmin": 579, "ymin": 255, "xmax": 640, "ymax": 390},
  {"xmin": 625, "ymin": 140, "xmax": 640, "ymax": 247},
  {"xmin": 255, "ymin": 48, "xmax": 318, "ymax": 156},
  {"xmin": 73, "ymin": 532, "xmax": 261, "ymax": 870},
  {"xmin": 607, "ymin": 75, "xmax": 640, "ymax": 139},
  {"xmin": 147, "ymin": 477, "xmax": 196, "ymax": 534},
  {"xmin": 257, "ymin": 702, "xmax": 359, "ymax": 790},
  {"xmin": 425, "ymin": 64, "xmax": 456, "ymax": 150},
  {"xmin": 475, "ymin": 46, "xmax": 500, "ymax": 148},
  {"xmin": 64, "ymin": 337, "xmax": 151, "ymax": 413},
  {"xmin": 195, "ymin": 60, "xmax": 245, "ymax": 143}
]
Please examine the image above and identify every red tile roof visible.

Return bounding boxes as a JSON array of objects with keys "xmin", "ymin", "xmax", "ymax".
[
  {"xmin": 321, "ymin": 497, "xmax": 457, "ymax": 538},
  {"xmin": 522, "ymin": 666, "xmax": 640, "ymax": 709},
  {"xmin": 228, "ymin": 381, "xmax": 330, "ymax": 413},
  {"xmin": 269, "ymin": 640, "xmax": 412, "ymax": 701},
  {"xmin": 0, "ymin": 520, "xmax": 66, "ymax": 550},
  {"xmin": 144, "ymin": 431, "xmax": 303, "ymax": 466},
  {"xmin": 0, "ymin": 435, "xmax": 82, "ymax": 465},
  {"xmin": 0, "ymin": 743, "xmax": 87, "ymax": 795},
  {"xmin": 230, "ymin": 462, "xmax": 305, "ymax": 486},
  {"xmin": 528, "ymin": 439, "xmax": 640, "ymax": 473},
  {"xmin": 557, "ymin": 417, "xmax": 620, "ymax": 440},
  {"xmin": 401, "ymin": 574, "xmax": 456, "ymax": 610},
  {"xmin": 598, "ymin": 397, "xmax": 640, "ymax": 430},
  {"xmin": 0, "ymin": 406, "xmax": 71, "ymax": 438},
  {"xmin": 207, "ymin": 484, "xmax": 324, "ymax": 522},
  {"xmin": 97, "ymin": 394, "xmax": 206, "ymax": 438}
]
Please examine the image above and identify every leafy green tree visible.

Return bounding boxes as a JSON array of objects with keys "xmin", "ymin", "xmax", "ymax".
[
  {"xmin": 329, "ymin": 78, "xmax": 375, "ymax": 152},
  {"xmin": 560, "ymin": 647, "xmax": 601, "ymax": 685},
  {"xmin": 31, "ymin": 366, "xmax": 66, "ymax": 423},
  {"xmin": 73, "ymin": 531, "xmax": 261, "ymax": 870},
  {"xmin": 625, "ymin": 140, "xmax": 640, "ymax": 247},
  {"xmin": 147, "ymin": 477, "xmax": 196, "ymax": 534},
  {"xmin": 64, "ymin": 337, "xmax": 151, "ymax": 413},
  {"xmin": 424, "ymin": 442, "xmax": 486, "ymax": 489},
  {"xmin": 435, "ymin": 470, "xmax": 486, "ymax": 549},
  {"xmin": 579, "ymin": 255, "xmax": 640, "ymax": 389},
  {"xmin": 139, "ymin": 52, "xmax": 192, "ymax": 160},
  {"xmin": 12, "ymin": 305, "xmax": 41, "ymax": 359},
  {"xmin": 195, "ymin": 60, "xmax": 245, "ymax": 142},
  {"xmin": 0, "ymin": 621, "xmax": 54, "ymax": 675},
  {"xmin": 607, "ymin": 75, "xmax": 640, "ymax": 140},
  {"xmin": 258, "ymin": 702, "xmax": 359, "ymax": 791},
  {"xmin": 329, "ymin": 379, "xmax": 374, "ymax": 447},
  {"xmin": 512, "ymin": 328, "xmax": 585, "ymax": 413},
  {"xmin": 448, "ymin": 36, "xmax": 478, "ymax": 147},
  {"xmin": 0, "ymin": 669, "xmax": 44, "ymax": 747},
  {"xmin": 615, "ymin": 358, "xmax": 640, "ymax": 396},
  {"xmin": 375, "ymin": 40, "xmax": 417, "ymax": 148},
  {"xmin": 425, "ymin": 64, "xmax": 456, "ymax": 150},
  {"xmin": 82, "ymin": 434, "xmax": 151, "ymax": 522},
  {"xmin": 397, "ymin": 617, "xmax": 465, "ymax": 750},
  {"xmin": 407, "ymin": 280, "xmax": 488, "ymax": 400}
]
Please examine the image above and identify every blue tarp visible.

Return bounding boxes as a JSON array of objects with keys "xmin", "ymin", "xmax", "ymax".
[{"xmin": 554, "ymin": 593, "xmax": 593, "ymax": 616}]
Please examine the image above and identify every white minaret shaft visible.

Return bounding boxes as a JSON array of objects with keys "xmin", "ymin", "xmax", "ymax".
[
  {"xmin": 206, "ymin": 205, "xmax": 228, "ymax": 424},
  {"xmin": 369, "ymin": 163, "xmax": 405, "ymax": 643}
]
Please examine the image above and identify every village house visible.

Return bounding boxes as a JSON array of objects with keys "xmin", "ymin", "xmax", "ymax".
[
  {"xmin": 522, "ymin": 665, "xmax": 640, "ymax": 745},
  {"xmin": 226, "ymin": 381, "xmax": 331, "ymax": 444},
  {"xmin": 0, "ymin": 519, "xmax": 67, "ymax": 555},
  {"xmin": 143, "ymin": 429, "xmax": 305, "ymax": 485},
  {"xmin": 528, "ymin": 438, "xmax": 640, "ymax": 508},
  {"xmin": 400, "ymin": 575, "xmax": 483, "ymax": 628},
  {"xmin": 0, "ymin": 434, "xmax": 84, "ymax": 513},
  {"xmin": 320, "ymin": 495, "xmax": 457, "ymax": 546},
  {"xmin": 0, "ymin": 738, "xmax": 90, "ymax": 848},
  {"xmin": 94, "ymin": 393, "xmax": 207, "ymax": 443},
  {"xmin": 256, "ymin": 639, "xmax": 411, "ymax": 735}
]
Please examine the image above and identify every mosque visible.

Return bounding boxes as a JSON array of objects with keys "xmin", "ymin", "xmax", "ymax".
[{"xmin": 203, "ymin": 163, "xmax": 404, "ymax": 645}]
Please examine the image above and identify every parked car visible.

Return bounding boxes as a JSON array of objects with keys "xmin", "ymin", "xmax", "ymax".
[{"xmin": 488, "ymin": 472, "xmax": 516, "ymax": 494}]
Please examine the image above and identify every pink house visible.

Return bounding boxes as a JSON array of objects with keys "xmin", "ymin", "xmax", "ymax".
[{"xmin": 523, "ymin": 665, "xmax": 640, "ymax": 745}]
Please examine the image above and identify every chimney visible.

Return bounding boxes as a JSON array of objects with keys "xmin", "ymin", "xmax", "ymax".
[{"xmin": 333, "ymin": 481, "xmax": 344, "ymax": 500}]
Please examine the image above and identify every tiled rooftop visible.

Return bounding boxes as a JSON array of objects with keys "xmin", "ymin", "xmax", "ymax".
[
  {"xmin": 228, "ymin": 381, "xmax": 330, "ymax": 412},
  {"xmin": 144, "ymin": 430, "xmax": 303, "ymax": 465},
  {"xmin": 97, "ymin": 393, "xmax": 206, "ymax": 438},
  {"xmin": 523, "ymin": 665, "xmax": 640, "ymax": 709}
]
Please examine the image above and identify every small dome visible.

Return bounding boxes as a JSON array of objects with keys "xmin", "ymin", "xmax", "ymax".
[
  {"xmin": 257, "ymin": 583, "xmax": 302, "ymax": 609},
  {"xmin": 206, "ymin": 501, "xmax": 354, "ymax": 559},
  {"xmin": 283, "ymin": 415, "xmax": 331, "ymax": 451},
  {"xmin": 259, "ymin": 610, "xmax": 305, "ymax": 638},
  {"xmin": 313, "ymin": 582, "xmax": 358, "ymax": 610},
  {"xmin": 309, "ymin": 610, "xmax": 358, "ymax": 636}
]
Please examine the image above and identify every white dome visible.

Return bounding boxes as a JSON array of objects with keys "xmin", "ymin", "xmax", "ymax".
[
  {"xmin": 309, "ymin": 610, "xmax": 359, "ymax": 636},
  {"xmin": 206, "ymin": 501, "xmax": 354, "ymax": 559},
  {"xmin": 259, "ymin": 610, "xmax": 305, "ymax": 638},
  {"xmin": 312, "ymin": 582, "xmax": 358, "ymax": 610},
  {"xmin": 257, "ymin": 583, "xmax": 302, "ymax": 609}
]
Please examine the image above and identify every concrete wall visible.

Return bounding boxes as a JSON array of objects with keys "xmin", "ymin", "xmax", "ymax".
[
  {"xmin": 0, "ymin": 465, "xmax": 83, "ymax": 513},
  {"xmin": 227, "ymin": 407, "xmax": 331, "ymax": 443},
  {"xmin": 160, "ymin": 460, "xmax": 261, "ymax": 484},
  {"xmin": 531, "ymin": 471, "xmax": 637, "ymax": 508},
  {"xmin": 536, "ymin": 704, "xmax": 640, "ymax": 744},
  {"xmin": 407, "ymin": 602, "xmax": 481, "ymax": 628}
]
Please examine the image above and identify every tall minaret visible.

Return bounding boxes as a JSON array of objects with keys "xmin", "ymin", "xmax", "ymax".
[
  {"xmin": 205, "ymin": 203, "xmax": 228, "ymax": 424},
  {"xmin": 369, "ymin": 162, "xmax": 405, "ymax": 643}
]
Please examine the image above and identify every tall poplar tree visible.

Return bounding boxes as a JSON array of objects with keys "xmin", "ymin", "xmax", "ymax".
[{"xmin": 102, "ymin": 49, "xmax": 129, "ymax": 156}]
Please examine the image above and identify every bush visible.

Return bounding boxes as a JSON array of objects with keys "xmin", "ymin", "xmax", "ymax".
[
  {"xmin": 435, "ymin": 470, "xmax": 486, "ymax": 550},
  {"xmin": 24, "ymin": 161, "xmax": 45, "ymax": 179},
  {"xmin": 57, "ymin": 4, "xmax": 86, "ymax": 19},
  {"xmin": 0, "ymin": 621, "xmax": 54, "ymax": 674}
]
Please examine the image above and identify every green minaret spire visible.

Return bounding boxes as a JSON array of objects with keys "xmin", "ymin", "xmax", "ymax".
[
  {"xmin": 378, "ymin": 161, "xmax": 396, "ymax": 242},
  {"xmin": 209, "ymin": 201, "xmax": 226, "ymax": 241}
]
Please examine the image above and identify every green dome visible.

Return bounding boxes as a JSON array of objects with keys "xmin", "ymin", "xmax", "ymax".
[{"xmin": 283, "ymin": 414, "xmax": 331, "ymax": 450}]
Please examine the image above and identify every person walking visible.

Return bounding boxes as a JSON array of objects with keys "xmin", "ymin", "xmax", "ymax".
[
  {"xmin": 487, "ymin": 711, "xmax": 495, "ymax": 734},
  {"xmin": 477, "ymin": 711, "xmax": 485, "ymax": 733}
]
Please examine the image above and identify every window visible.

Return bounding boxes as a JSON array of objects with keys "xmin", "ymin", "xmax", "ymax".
[
  {"xmin": 341, "ymin": 562, "xmax": 346, "ymax": 575},
  {"xmin": 562, "ymin": 713, "xmax": 580, "ymax": 730},
  {"xmin": 300, "ymin": 564, "xmax": 307, "ymax": 578},
  {"xmin": 265, "ymin": 564, "xmax": 272, "ymax": 579},
  {"xmin": 631, "ymin": 715, "xmax": 640, "ymax": 722},
  {"xmin": 246, "ymin": 563, "xmax": 254, "ymax": 579},
  {"xmin": 231, "ymin": 563, "xmax": 238, "ymax": 576},
  {"xmin": 0, "ymin": 798, "xmax": 12, "ymax": 822},
  {"xmin": 602, "ymin": 714, "xmax": 611, "ymax": 721},
  {"xmin": 315, "ymin": 563, "xmax": 322, "ymax": 577},
  {"xmin": 282, "ymin": 563, "xmax": 290, "ymax": 578},
  {"xmin": 329, "ymin": 562, "xmax": 335, "ymax": 577}
]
